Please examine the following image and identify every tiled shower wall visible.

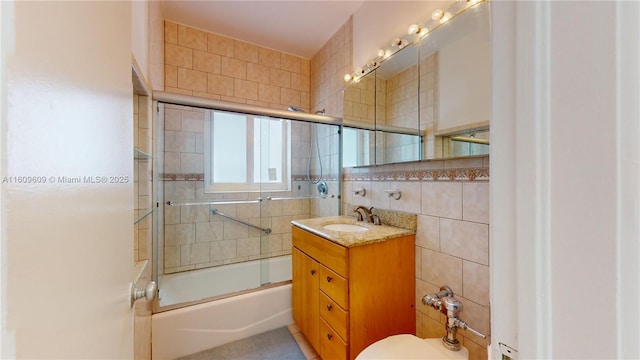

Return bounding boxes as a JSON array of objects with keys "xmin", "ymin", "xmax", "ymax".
[
  {"xmin": 134, "ymin": 92, "xmax": 152, "ymax": 263},
  {"xmin": 343, "ymin": 156, "xmax": 490, "ymax": 360},
  {"xmin": 311, "ymin": 17, "xmax": 352, "ymax": 117},
  {"xmin": 160, "ymin": 104, "xmax": 339, "ymax": 274}
]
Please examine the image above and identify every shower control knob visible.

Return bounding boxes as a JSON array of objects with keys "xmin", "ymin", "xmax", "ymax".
[
  {"xmin": 327, "ymin": 304, "xmax": 332, "ymax": 311},
  {"xmin": 326, "ymin": 276, "xmax": 333, "ymax": 283},
  {"xmin": 130, "ymin": 281, "xmax": 157, "ymax": 307},
  {"xmin": 310, "ymin": 269, "xmax": 316, "ymax": 275}
]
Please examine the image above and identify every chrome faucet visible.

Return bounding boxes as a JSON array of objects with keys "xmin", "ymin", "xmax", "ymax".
[{"xmin": 353, "ymin": 206, "xmax": 374, "ymax": 223}]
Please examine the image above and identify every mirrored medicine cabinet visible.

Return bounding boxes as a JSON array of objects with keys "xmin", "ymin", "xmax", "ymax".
[{"xmin": 342, "ymin": 1, "xmax": 490, "ymax": 167}]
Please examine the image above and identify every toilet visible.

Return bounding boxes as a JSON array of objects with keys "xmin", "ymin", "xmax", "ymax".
[{"xmin": 355, "ymin": 334, "xmax": 469, "ymax": 360}]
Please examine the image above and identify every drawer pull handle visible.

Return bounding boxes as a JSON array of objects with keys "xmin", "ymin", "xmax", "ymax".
[
  {"xmin": 326, "ymin": 276, "xmax": 332, "ymax": 282},
  {"xmin": 310, "ymin": 269, "xmax": 316, "ymax": 275},
  {"xmin": 327, "ymin": 333, "xmax": 333, "ymax": 340},
  {"xmin": 327, "ymin": 304, "xmax": 332, "ymax": 311}
]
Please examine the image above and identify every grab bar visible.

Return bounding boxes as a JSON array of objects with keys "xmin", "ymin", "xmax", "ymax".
[
  {"xmin": 210, "ymin": 208, "xmax": 272, "ymax": 234},
  {"xmin": 166, "ymin": 199, "xmax": 262, "ymax": 206},
  {"xmin": 266, "ymin": 195, "xmax": 334, "ymax": 201}
]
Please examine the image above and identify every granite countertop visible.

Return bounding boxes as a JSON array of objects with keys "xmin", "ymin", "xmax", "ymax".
[{"xmin": 292, "ymin": 215, "xmax": 415, "ymax": 248}]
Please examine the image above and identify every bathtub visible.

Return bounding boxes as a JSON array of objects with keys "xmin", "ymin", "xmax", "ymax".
[
  {"xmin": 157, "ymin": 255, "xmax": 292, "ymax": 307},
  {"xmin": 151, "ymin": 256, "xmax": 293, "ymax": 359}
]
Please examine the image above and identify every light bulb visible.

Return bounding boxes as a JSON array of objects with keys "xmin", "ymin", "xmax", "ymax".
[
  {"xmin": 408, "ymin": 24, "xmax": 420, "ymax": 35},
  {"xmin": 378, "ymin": 48, "xmax": 385, "ymax": 58},
  {"xmin": 344, "ymin": 73, "xmax": 352, "ymax": 82},
  {"xmin": 440, "ymin": 12, "xmax": 452, "ymax": 23},
  {"xmin": 431, "ymin": 9, "xmax": 444, "ymax": 20}
]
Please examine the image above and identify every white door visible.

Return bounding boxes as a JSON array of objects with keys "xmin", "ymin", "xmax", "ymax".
[{"xmin": 1, "ymin": 1, "xmax": 135, "ymax": 358}]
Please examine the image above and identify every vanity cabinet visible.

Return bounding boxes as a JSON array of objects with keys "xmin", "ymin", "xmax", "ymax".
[{"xmin": 292, "ymin": 225, "xmax": 415, "ymax": 360}]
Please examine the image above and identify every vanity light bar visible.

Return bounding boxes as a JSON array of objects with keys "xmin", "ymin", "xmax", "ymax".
[{"xmin": 344, "ymin": 0, "xmax": 487, "ymax": 84}]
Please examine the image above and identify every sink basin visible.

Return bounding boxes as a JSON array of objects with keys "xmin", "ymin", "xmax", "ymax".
[{"xmin": 322, "ymin": 223, "xmax": 369, "ymax": 232}]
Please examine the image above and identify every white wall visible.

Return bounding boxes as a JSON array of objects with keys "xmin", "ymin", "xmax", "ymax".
[
  {"xmin": 1, "ymin": 1, "xmax": 134, "ymax": 357},
  {"xmin": 132, "ymin": 0, "xmax": 149, "ymax": 82},
  {"xmin": 491, "ymin": 2, "xmax": 640, "ymax": 358}
]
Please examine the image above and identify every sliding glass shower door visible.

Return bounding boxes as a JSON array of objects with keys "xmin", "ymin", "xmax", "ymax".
[{"xmin": 154, "ymin": 101, "xmax": 340, "ymax": 309}]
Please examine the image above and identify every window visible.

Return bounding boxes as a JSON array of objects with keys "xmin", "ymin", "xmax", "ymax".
[{"xmin": 204, "ymin": 110, "xmax": 290, "ymax": 192}]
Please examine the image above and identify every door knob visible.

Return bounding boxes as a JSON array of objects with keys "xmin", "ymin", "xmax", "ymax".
[{"xmin": 130, "ymin": 281, "xmax": 157, "ymax": 307}]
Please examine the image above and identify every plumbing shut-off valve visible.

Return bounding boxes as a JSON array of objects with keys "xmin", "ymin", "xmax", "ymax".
[{"xmin": 422, "ymin": 285, "xmax": 487, "ymax": 351}]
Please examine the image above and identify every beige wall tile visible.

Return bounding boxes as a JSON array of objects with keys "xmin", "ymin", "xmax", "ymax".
[
  {"xmin": 281, "ymin": 88, "xmax": 300, "ymax": 108},
  {"xmin": 189, "ymin": 242, "xmax": 211, "ymax": 264},
  {"xmin": 291, "ymin": 73, "xmax": 310, "ymax": 92},
  {"xmin": 177, "ymin": 68, "xmax": 207, "ymax": 92},
  {"xmin": 458, "ymin": 297, "xmax": 490, "ymax": 345},
  {"xmin": 165, "ymin": 65, "xmax": 178, "ymax": 88},
  {"xmin": 178, "ymin": 24, "xmax": 207, "ymax": 51},
  {"xmin": 270, "ymin": 68, "xmax": 291, "ymax": 88},
  {"xmin": 165, "ymin": 86, "xmax": 192, "ymax": 96},
  {"xmin": 165, "ymin": 43, "xmax": 192, "ymax": 68},
  {"xmin": 207, "ymin": 73, "xmax": 234, "ymax": 96},
  {"xmin": 237, "ymin": 237, "xmax": 260, "ymax": 257},
  {"xmin": 165, "ymin": 224, "xmax": 195, "ymax": 246},
  {"xmin": 463, "ymin": 336, "xmax": 489, "ymax": 360},
  {"xmin": 211, "ymin": 240, "xmax": 237, "ymax": 261},
  {"xmin": 421, "ymin": 182, "xmax": 463, "ymax": 219},
  {"xmin": 164, "ymin": 246, "xmax": 180, "ymax": 268},
  {"xmin": 223, "ymin": 221, "xmax": 249, "ymax": 239},
  {"xmin": 221, "ymin": 56, "xmax": 247, "ymax": 79},
  {"xmin": 247, "ymin": 63, "xmax": 270, "ymax": 84},
  {"xmin": 193, "ymin": 50, "xmax": 221, "ymax": 74},
  {"xmin": 389, "ymin": 181, "xmax": 421, "ymax": 214},
  {"xmin": 180, "ymin": 153, "xmax": 203, "ymax": 174},
  {"xmin": 165, "ymin": 130, "xmax": 195, "ymax": 152},
  {"xmin": 163, "ymin": 152, "xmax": 180, "ymax": 174},
  {"xmin": 440, "ymin": 219, "xmax": 489, "ymax": 265},
  {"xmin": 207, "ymin": 33, "xmax": 234, "ymax": 57},
  {"xmin": 463, "ymin": 261, "xmax": 490, "ymax": 306},
  {"xmin": 420, "ymin": 313, "xmax": 447, "ymax": 339},
  {"xmin": 164, "ymin": 204, "xmax": 181, "ymax": 225},
  {"xmin": 259, "ymin": 47, "xmax": 281, "ymax": 68},
  {"xmin": 164, "ymin": 21, "xmax": 177, "ymax": 44},
  {"xmin": 281, "ymin": 53, "xmax": 301, "ymax": 73},
  {"xmin": 235, "ymin": 41, "xmax": 259, "ymax": 63},
  {"xmin": 164, "ymin": 180, "xmax": 196, "ymax": 202},
  {"xmin": 422, "ymin": 249, "xmax": 463, "ymax": 294},
  {"xmin": 164, "ymin": 108, "xmax": 181, "ymax": 130},
  {"xmin": 258, "ymin": 83, "xmax": 281, "ymax": 104},
  {"xmin": 195, "ymin": 221, "xmax": 224, "ymax": 242},
  {"xmin": 416, "ymin": 215, "xmax": 439, "ymax": 251},
  {"xmin": 463, "ymin": 182, "xmax": 489, "ymax": 224},
  {"xmin": 234, "ymin": 79, "xmax": 259, "ymax": 101},
  {"xmin": 180, "ymin": 205, "xmax": 209, "ymax": 224},
  {"xmin": 181, "ymin": 110, "xmax": 204, "ymax": 132}
]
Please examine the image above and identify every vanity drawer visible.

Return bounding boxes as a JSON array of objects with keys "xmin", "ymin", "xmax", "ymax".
[
  {"xmin": 319, "ymin": 264, "xmax": 348, "ymax": 309},
  {"xmin": 320, "ymin": 291, "xmax": 348, "ymax": 341},
  {"xmin": 292, "ymin": 226, "xmax": 348, "ymax": 277},
  {"xmin": 320, "ymin": 318, "xmax": 348, "ymax": 360}
]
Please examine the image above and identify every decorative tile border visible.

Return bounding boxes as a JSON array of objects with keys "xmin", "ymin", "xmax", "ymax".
[
  {"xmin": 343, "ymin": 167, "xmax": 489, "ymax": 182},
  {"xmin": 161, "ymin": 173, "xmax": 340, "ymax": 182},
  {"xmin": 161, "ymin": 173, "xmax": 204, "ymax": 181}
]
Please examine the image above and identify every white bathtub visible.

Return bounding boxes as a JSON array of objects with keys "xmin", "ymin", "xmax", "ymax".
[
  {"xmin": 151, "ymin": 256, "xmax": 293, "ymax": 359},
  {"xmin": 158, "ymin": 255, "xmax": 292, "ymax": 307}
]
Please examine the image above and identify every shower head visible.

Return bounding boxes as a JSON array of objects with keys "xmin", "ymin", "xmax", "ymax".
[{"xmin": 287, "ymin": 106, "xmax": 304, "ymax": 112}]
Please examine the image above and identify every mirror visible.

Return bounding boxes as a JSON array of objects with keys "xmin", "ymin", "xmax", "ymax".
[
  {"xmin": 423, "ymin": 1, "xmax": 490, "ymax": 159},
  {"xmin": 343, "ymin": 70, "xmax": 376, "ymax": 167},
  {"xmin": 342, "ymin": 1, "xmax": 490, "ymax": 165},
  {"xmin": 374, "ymin": 44, "xmax": 420, "ymax": 165}
]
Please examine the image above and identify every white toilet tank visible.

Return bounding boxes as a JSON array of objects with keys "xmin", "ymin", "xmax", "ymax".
[{"xmin": 356, "ymin": 335, "xmax": 469, "ymax": 360}]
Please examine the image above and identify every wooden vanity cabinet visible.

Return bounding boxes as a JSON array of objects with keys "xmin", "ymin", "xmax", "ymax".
[{"xmin": 292, "ymin": 225, "xmax": 415, "ymax": 360}]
